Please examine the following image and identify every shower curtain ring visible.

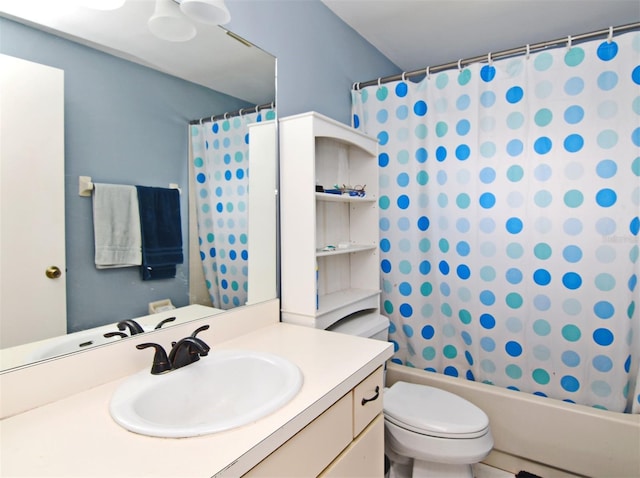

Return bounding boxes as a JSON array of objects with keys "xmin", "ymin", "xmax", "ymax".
[
  {"xmin": 255, "ymin": 105, "xmax": 259, "ymax": 113},
  {"xmin": 607, "ymin": 26, "xmax": 613, "ymax": 43},
  {"xmin": 567, "ymin": 35, "xmax": 572, "ymax": 51},
  {"xmin": 224, "ymin": 112, "xmax": 229, "ymax": 119},
  {"xmin": 488, "ymin": 52, "xmax": 493, "ymax": 66},
  {"xmin": 401, "ymin": 72, "xmax": 406, "ymax": 82},
  {"xmin": 458, "ymin": 59, "xmax": 463, "ymax": 71},
  {"xmin": 377, "ymin": 77, "xmax": 382, "ymax": 89},
  {"xmin": 525, "ymin": 44, "xmax": 531, "ymax": 59},
  {"xmin": 426, "ymin": 66, "xmax": 430, "ymax": 79}
]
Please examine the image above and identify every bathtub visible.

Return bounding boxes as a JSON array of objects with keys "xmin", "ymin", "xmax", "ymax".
[{"xmin": 386, "ymin": 363, "xmax": 640, "ymax": 478}]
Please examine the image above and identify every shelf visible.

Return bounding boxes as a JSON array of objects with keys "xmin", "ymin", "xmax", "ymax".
[
  {"xmin": 280, "ymin": 112, "xmax": 380, "ymax": 331},
  {"xmin": 315, "ymin": 192, "xmax": 375, "ymax": 203},
  {"xmin": 282, "ymin": 288, "xmax": 381, "ymax": 330},
  {"xmin": 317, "ymin": 288, "xmax": 380, "ymax": 315},
  {"xmin": 316, "ymin": 244, "xmax": 377, "ymax": 257}
]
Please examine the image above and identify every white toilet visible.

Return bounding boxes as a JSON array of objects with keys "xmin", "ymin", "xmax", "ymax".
[{"xmin": 328, "ymin": 311, "xmax": 494, "ymax": 478}]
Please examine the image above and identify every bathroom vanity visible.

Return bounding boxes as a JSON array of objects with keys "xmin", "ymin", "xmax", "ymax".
[{"xmin": 0, "ymin": 300, "xmax": 393, "ymax": 477}]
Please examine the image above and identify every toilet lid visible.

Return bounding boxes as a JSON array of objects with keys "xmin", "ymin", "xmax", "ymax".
[{"xmin": 383, "ymin": 381, "xmax": 490, "ymax": 439}]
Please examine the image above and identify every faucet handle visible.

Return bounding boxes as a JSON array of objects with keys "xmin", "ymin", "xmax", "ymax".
[
  {"xmin": 154, "ymin": 316, "xmax": 176, "ymax": 330},
  {"xmin": 103, "ymin": 331, "xmax": 128, "ymax": 339},
  {"xmin": 191, "ymin": 324, "xmax": 210, "ymax": 338},
  {"xmin": 136, "ymin": 343, "xmax": 171, "ymax": 375}
]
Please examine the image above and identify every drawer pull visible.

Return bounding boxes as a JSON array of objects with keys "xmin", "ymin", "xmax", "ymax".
[{"xmin": 361, "ymin": 386, "xmax": 380, "ymax": 406}]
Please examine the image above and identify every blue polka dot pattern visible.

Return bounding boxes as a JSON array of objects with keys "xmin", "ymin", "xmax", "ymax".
[
  {"xmin": 351, "ymin": 31, "xmax": 640, "ymax": 412},
  {"xmin": 190, "ymin": 109, "xmax": 274, "ymax": 309}
]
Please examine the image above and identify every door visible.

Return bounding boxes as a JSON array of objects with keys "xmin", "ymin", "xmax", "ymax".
[{"xmin": 0, "ymin": 54, "xmax": 66, "ymax": 349}]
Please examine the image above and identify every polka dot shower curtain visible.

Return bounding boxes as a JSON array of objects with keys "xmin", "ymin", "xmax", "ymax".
[
  {"xmin": 352, "ymin": 31, "xmax": 640, "ymax": 412},
  {"xmin": 189, "ymin": 108, "xmax": 275, "ymax": 309}
]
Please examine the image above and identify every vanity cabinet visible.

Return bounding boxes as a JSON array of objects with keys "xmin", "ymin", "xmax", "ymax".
[
  {"xmin": 279, "ymin": 112, "xmax": 380, "ymax": 330},
  {"xmin": 244, "ymin": 366, "xmax": 385, "ymax": 477}
]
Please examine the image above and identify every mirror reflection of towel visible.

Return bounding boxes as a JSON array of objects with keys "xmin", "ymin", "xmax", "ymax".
[
  {"xmin": 93, "ymin": 184, "xmax": 142, "ymax": 269},
  {"xmin": 135, "ymin": 186, "xmax": 183, "ymax": 280}
]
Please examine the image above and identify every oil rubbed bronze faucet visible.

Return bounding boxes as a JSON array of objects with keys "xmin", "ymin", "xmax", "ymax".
[
  {"xmin": 168, "ymin": 336, "xmax": 210, "ymax": 369},
  {"xmin": 117, "ymin": 319, "xmax": 145, "ymax": 335},
  {"xmin": 137, "ymin": 325, "xmax": 211, "ymax": 375}
]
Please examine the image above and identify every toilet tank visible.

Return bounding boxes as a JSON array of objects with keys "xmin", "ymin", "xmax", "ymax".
[{"xmin": 327, "ymin": 310, "xmax": 390, "ymax": 341}]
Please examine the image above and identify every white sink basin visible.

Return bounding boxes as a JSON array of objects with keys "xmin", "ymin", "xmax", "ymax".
[{"xmin": 110, "ymin": 349, "xmax": 303, "ymax": 438}]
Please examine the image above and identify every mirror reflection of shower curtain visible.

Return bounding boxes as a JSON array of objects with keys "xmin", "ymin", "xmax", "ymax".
[
  {"xmin": 189, "ymin": 108, "xmax": 275, "ymax": 309},
  {"xmin": 352, "ymin": 31, "xmax": 639, "ymax": 413}
]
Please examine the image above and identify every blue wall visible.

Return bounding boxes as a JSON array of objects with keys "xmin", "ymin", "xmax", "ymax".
[
  {"xmin": 1, "ymin": 18, "xmax": 250, "ymax": 332},
  {"xmin": 227, "ymin": 0, "xmax": 400, "ymax": 124}
]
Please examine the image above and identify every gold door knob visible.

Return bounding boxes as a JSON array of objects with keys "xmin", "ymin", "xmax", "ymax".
[{"xmin": 46, "ymin": 266, "xmax": 62, "ymax": 279}]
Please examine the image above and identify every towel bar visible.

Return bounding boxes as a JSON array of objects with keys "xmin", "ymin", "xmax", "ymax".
[{"xmin": 79, "ymin": 176, "xmax": 180, "ymax": 196}]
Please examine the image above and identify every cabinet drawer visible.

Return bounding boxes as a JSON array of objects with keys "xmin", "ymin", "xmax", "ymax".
[
  {"xmin": 320, "ymin": 413, "xmax": 385, "ymax": 478},
  {"xmin": 243, "ymin": 392, "xmax": 352, "ymax": 477},
  {"xmin": 353, "ymin": 366, "xmax": 384, "ymax": 437}
]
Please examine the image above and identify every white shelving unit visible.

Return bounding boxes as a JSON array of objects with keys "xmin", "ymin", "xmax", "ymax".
[{"xmin": 279, "ymin": 112, "xmax": 380, "ymax": 329}]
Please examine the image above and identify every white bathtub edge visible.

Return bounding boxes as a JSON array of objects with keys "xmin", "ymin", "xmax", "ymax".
[{"xmin": 386, "ymin": 363, "xmax": 640, "ymax": 478}]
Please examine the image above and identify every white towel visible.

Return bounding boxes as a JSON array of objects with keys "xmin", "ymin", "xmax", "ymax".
[{"xmin": 93, "ymin": 183, "xmax": 142, "ymax": 268}]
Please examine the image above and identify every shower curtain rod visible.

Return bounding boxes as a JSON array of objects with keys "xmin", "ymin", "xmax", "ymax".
[
  {"xmin": 354, "ymin": 22, "xmax": 640, "ymax": 89},
  {"xmin": 189, "ymin": 101, "xmax": 275, "ymax": 125}
]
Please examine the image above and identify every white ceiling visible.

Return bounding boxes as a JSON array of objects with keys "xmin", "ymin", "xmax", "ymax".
[
  {"xmin": 2, "ymin": 1, "xmax": 638, "ymax": 103},
  {"xmin": 0, "ymin": 0, "xmax": 275, "ymax": 105},
  {"xmin": 322, "ymin": 0, "xmax": 640, "ymax": 76}
]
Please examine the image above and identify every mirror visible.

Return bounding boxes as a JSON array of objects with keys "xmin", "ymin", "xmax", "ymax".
[{"xmin": 0, "ymin": 0, "xmax": 277, "ymax": 371}]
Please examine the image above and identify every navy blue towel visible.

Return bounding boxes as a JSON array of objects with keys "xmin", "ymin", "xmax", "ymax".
[{"xmin": 136, "ymin": 186, "xmax": 183, "ymax": 280}]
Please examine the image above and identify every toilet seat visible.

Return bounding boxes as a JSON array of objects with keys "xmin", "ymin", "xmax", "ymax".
[
  {"xmin": 385, "ymin": 418, "xmax": 494, "ymax": 466},
  {"xmin": 384, "ymin": 381, "xmax": 490, "ymax": 439}
]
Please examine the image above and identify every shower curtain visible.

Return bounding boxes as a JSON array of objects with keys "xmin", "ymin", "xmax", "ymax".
[
  {"xmin": 352, "ymin": 31, "xmax": 640, "ymax": 412},
  {"xmin": 189, "ymin": 108, "xmax": 275, "ymax": 309}
]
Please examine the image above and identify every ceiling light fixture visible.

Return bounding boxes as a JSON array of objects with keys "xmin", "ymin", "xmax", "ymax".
[
  {"xmin": 175, "ymin": 0, "xmax": 231, "ymax": 25},
  {"xmin": 148, "ymin": 0, "xmax": 197, "ymax": 42}
]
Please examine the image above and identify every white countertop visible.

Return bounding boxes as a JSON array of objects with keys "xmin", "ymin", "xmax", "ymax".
[{"xmin": 0, "ymin": 322, "xmax": 393, "ymax": 477}]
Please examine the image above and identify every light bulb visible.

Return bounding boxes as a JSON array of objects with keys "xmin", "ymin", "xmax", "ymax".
[
  {"xmin": 179, "ymin": 0, "xmax": 230, "ymax": 25},
  {"xmin": 148, "ymin": 0, "xmax": 196, "ymax": 42}
]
